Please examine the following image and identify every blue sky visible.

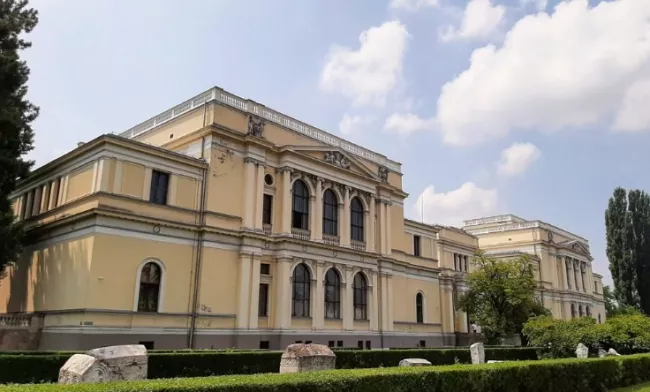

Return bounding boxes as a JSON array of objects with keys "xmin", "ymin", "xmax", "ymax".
[{"xmin": 23, "ymin": 0, "xmax": 650, "ymax": 285}]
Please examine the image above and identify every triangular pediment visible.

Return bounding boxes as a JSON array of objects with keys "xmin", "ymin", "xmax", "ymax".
[
  {"xmin": 288, "ymin": 146, "xmax": 379, "ymax": 180},
  {"xmin": 561, "ymin": 240, "xmax": 590, "ymax": 256}
]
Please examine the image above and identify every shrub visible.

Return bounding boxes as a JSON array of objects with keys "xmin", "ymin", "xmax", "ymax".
[
  {"xmin": 0, "ymin": 347, "xmax": 538, "ymax": 384},
  {"xmin": 523, "ymin": 314, "xmax": 650, "ymax": 358},
  {"xmin": 0, "ymin": 355, "xmax": 650, "ymax": 392}
]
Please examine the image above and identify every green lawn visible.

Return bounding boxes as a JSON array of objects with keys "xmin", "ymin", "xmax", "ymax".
[{"xmin": 614, "ymin": 383, "xmax": 650, "ymax": 392}]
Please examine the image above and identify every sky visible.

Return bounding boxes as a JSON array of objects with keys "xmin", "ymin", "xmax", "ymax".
[{"xmin": 20, "ymin": 0, "xmax": 650, "ymax": 286}]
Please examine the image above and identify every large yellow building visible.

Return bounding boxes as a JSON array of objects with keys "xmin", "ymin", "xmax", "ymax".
[
  {"xmin": 0, "ymin": 87, "xmax": 480, "ymax": 350},
  {"xmin": 463, "ymin": 215, "xmax": 606, "ymax": 323},
  {"xmin": 0, "ymin": 87, "xmax": 605, "ymax": 350}
]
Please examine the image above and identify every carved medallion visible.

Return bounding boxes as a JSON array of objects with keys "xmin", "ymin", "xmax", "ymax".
[
  {"xmin": 247, "ymin": 115, "xmax": 265, "ymax": 138},
  {"xmin": 324, "ymin": 151, "xmax": 351, "ymax": 169}
]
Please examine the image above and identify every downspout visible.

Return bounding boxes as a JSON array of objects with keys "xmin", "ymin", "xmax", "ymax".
[
  {"xmin": 377, "ymin": 260, "xmax": 385, "ymax": 349},
  {"xmin": 187, "ymin": 106, "xmax": 209, "ymax": 348}
]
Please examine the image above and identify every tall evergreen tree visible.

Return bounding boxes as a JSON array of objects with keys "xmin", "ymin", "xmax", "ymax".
[
  {"xmin": 0, "ymin": 0, "xmax": 39, "ymax": 279},
  {"xmin": 629, "ymin": 190, "xmax": 650, "ymax": 314},
  {"xmin": 606, "ymin": 188, "xmax": 635, "ymax": 306}
]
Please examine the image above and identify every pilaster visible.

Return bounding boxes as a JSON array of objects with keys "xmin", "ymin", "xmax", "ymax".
[
  {"xmin": 274, "ymin": 257, "xmax": 292, "ymax": 329},
  {"xmin": 370, "ymin": 272, "xmax": 379, "ymax": 331},
  {"xmin": 341, "ymin": 187, "xmax": 351, "ymax": 247},
  {"xmin": 142, "ymin": 167, "xmax": 153, "ymax": 201},
  {"xmin": 313, "ymin": 262, "xmax": 325, "ymax": 329},
  {"xmin": 168, "ymin": 175, "xmax": 178, "ymax": 206},
  {"xmin": 47, "ymin": 179, "xmax": 58, "ymax": 210},
  {"xmin": 31, "ymin": 187, "xmax": 42, "ymax": 216},
  {"xmin": 343, "ymin": 267, "xmax": 354, "ymax": 330},
  {"xmin": 280, "ymin": 168, "xmax": 292, "ymax": 235},
  {"xmin": 59, "ymin": 175, "xmax": 69, "ymax": 205},
  {"xmin": 312, "ymin": 178, "xmax": 323, "ymax": 241},
  {"xmin": 368, "ymin": 196, "xmax": 376, "ymax": 252},
  {"xmin": 385, "ymin": 201, "xmax": 392, "ymax": 255},
  {"xmin": 242, "ymin": 158, "xmax": 256, "ymax": 229},
  {"xmin": 39, "ymin": 184, "xmax": 49, "ymax": 213},
  {"xmin": 379, "ymin": 200, "xmax": 386, "ymax": 254},
  {"xmin": 236, "ymin": 254, "xmax": 253, "ymax": 329},
  {"xmin": 24, "ymin": 190, "xmax": 33, "ymax": 219},
  {"xmin": 113, "ymin": 160, "xmax": 123, "ymax": 193},
  {"xmin": 247, "ymin": 257, "xmax": 261, "ymax": 329}
]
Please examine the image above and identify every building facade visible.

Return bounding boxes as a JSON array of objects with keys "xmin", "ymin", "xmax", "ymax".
[
  {"xmin": 463, "ymin": 215, "xmax": 606, "ymax": 323},
  {"xmin": 0, "ymin": 87, "xmax": 481, "ymax": 350}
]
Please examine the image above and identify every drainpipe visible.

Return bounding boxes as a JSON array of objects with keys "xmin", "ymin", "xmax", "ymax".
[
  {"xmin": 377, "ymin": 260, "xmax": 385, "ymax": 349},
  {"xmin": 187, "ymin": 127, "xmax": 209, "ymax": 348}
]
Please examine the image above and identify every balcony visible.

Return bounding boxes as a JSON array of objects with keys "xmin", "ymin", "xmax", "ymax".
[
  {"xmin": 351, "ymin": 240, "xmax": 366, "ymax": 251},
  {"xmin": 263, "ymin": 224, "xmax": 272, "ymax": 236},
  {"xmin": 323, "ymin": 234, "xmax": 340, "ymax": 246},
  {"xmin": 291, "ymin": 228, "xmax": 311, "ymax": 241}
]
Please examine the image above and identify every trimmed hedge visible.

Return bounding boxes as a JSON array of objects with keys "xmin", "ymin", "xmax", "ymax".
[
  {"xmin": 0, "ymin": 354, "xmax": 650, "ymax": 391},
  {"xmin": 0, "ymin": 347, "xmax": 539, "ymax": 384}
]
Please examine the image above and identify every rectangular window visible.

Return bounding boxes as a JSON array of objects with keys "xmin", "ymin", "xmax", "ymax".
[
  {"xmin": 150, "ymin": 170, "xmax": 170, "ymax": 205},
  {"xmin": 328, "ymin": 341, "xmax": 335, "ymax": 348},
  {"xmin": 259, "ymin": 341, "xmax": 270, "ymax": 349},
  {"xmin": 305, "ymin": 340, "xmax": 312, "ymax": 344},
  {"xmin": 365, "ymin": 341, "xmax": 371, "ymax": 350},
  {"xmin": 295, "ymin": 340, "xmax": 303, "ymax": 344},
  {"xmin": 263, "ymin": 194, "xmax": 273, "ymax": 225},
  {"xmin": 139, "ymin": 341, "xmax": 155, "ymax": 350},
  {"xmin": 258, "ymin": 283, "xmax": 269, "ymax": 317},
  {"xmin": 419, "ymin": 340, "xmax": 426, "ymax": 348},
  {"xmin": 260, "ymin": 263, "xmax": 270, "ymax": 275},
  {"xmin": 337, "ymin": 341, "xmax": 343, "ymax": 347},
  {"xmin": 357, "ymin": 340, "xmax": 364, "ymax": 349},
  {"xmin": 413, "ymin": 235, "xmax": 421, "ymax": 256}
]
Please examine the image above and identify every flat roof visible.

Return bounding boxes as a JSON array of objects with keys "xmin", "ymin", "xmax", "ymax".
[{"xmin": 117, "ymin": 86, "xmax": 402, "ymax": 173}]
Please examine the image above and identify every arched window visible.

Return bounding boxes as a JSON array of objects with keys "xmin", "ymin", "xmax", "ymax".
[
  {"xmin": 416, "ymin": 293, "xmax": 424, "ymax": 324},
  {"xmin": 137, "ymin": 262, "xmax": 161, "ymax": 312},
  {"xmin": 586, "ymin": 305, "xmax": 591, "ymax": 317},
  {"xmin": 350, "ymin": 197, "xmax": 365, "ymax": 242},
  {"xmin": 292, "ymin": 263, "xmax": 311, "ymax": 317},
  {"xmin": 292, "ymin": 180, "xmax": 309, "ymax": 230},
  {"xmin": 324, "ymin": 269, "xmax": 340, "ymax": 319},
  {"xmin": 323, "ymin": 189, "xmax": 338, "ymax": 236},
  {"xmin": 353, "ymin": 273, "xmax": 368, "ymax": 320},
  {"xmin": 578, "ymin": 304, "xmax": 583, "ymax": 317},
  {"xmin": 571, "ymin": 304, "xmax": 576, "ymax": 319}
]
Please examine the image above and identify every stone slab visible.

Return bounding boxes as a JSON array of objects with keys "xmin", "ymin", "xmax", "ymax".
[
  {"xmin": 399, "ymin": 358, "xmax": 432, "ymax": 366},
  {"xmin": 279, "ymin": 343, "xmax": 336, "ymax": 373}
]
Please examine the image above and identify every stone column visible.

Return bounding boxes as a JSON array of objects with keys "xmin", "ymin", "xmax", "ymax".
[
  {"xmin": 236, "ymin": 254, "xmax": 252, "ymax": 329},
  {"xmin": 385, "ymin": 201, "xmax": 392, "ymax": 255},
  {"xmin": 565, "ymin": 257, "xmax": 572, "ymax": 290},
  {"xmin": 309, "ymin": 194, "xmax": 316, "ymax": 239},
  {"xmin": 242, "ymin": 158, "xmax": 256, "ymax": 229},
  {"xmin": 574, "ymin": 261, "xmax": 581, "ymax": 292},
  {"xmin": 370, "ymin": 271, "xmax": 379, "ymax": 331},
  {"xmin": 313, "ymin": 262, "xmax": 325, "ymax": 329},
  {"xmin": 368, "ymin": 196, "xmax": 376, "ymax": 252},
  {"xmin": 24, "ymin": 189, "xmax": 33, "ymax": 219},
  {"xmin": 274, "ymin": 258, "xmax": 292, "ymax": 329},
  {"xmin": 343, "ymin": 267, "xmax": 354, "ymax": 330},
  {"xmin": 312, "ymin": 178, "xmax": 323, "ymax": 241},
  {"xmin": 280, "ymin": 168, "xmax": 292, "ymax": 235},
  {"xmin": 39, "ymin": 184, "xmax": 50, "ymax": 213},
  {"xmin": 248, "ymin": 257, "xmax": 261, "ymax": 329},
  {"xmin": 32, "ymin": 187, "xmax": 42, "ymax": 216},
  {"xmin": 254, "ymin": 163, "xmax": 265, "ymax": 231},
  {"xmin": 47, "ymin": 179, "xmax": 59, "ymax": 210},
  {"xmin": 378, "ymin": 200, "xmax": 386, "ymax": 254},
  {"xmin": 341, "ymin": 187, "xmax": 351, "ymax": 247}
]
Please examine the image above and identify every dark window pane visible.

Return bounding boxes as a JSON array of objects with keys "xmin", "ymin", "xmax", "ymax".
[
  {"xmin": 150, "ymin": 170, "xmax": 169, "ymax": 205},
  {"xmin": 324, "ymin": 268, "xmax": 340, "ymax": 319},
  {"xmin": 416, "ymin": 293, "xmax": 424, "ymax": 323},
  {"xmin": 323, "ymin": 190, "xmax": 338, "ymax": 235},
  {"xmin": 350, "ymin": 197, "xmax": 364, "ymax": 242},
  {"xmin": 413, "ymin": 235, "xmax": 421, "ymax": 256},
  {"xmin": 292, "ymin": 263, "xmax": 311, "ymax": 317},
  {"xmin": 137, "ymin": 262, "xmax": 161, "ymax": 312},
  {"xmin": 258, "ymin": 283, "xmax": 269, "ymax": 317},
  {"xmin": 263, "ymin": 195, "xmax": 273, "ymax": 225},
  {"xmin": 353, "ymin": 273, "xmax": 367, "ymax": 320}
]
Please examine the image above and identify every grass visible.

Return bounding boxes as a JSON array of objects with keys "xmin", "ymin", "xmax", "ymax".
[{"xmin": 614, "ymin": 382, "xmax": 650, "ymax": 392}]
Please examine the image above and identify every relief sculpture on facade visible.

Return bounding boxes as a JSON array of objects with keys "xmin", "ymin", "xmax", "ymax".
[
  {"xmin": 324, "ymin": 151, "xmax": 351, "ymax": 169},
  {"xmin": 378, "ymin": 166, "xmax": 389, "ymax": 183},
  {"xmin": 247, "ymin": 115, "xmax": 265, "ymax": 138}
]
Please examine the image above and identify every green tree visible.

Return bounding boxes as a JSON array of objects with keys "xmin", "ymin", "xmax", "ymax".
[
  {"xmin": 0, "ymin": 0, "xmax": 39, "ymax": 279},
  {"xmin": 606, "ymin": 187, "xmax": 636, "ymax": 307},
  {"xmin": 457, "ymin": 251, "xmax": 548, "ymax": 344},
  {"xmin": 628, "ymin": 190, "xmax": 650, "ymax": 314}
]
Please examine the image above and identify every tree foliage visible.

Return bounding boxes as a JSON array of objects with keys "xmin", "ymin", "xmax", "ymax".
[
  {"xmin": 0, "ymin": 0, "xmax": 39, "ymax": 278},
  {"xmin": 457, "ymin": 251, "xmax": 549, "ymax": 344},
  {"xmin": 523, "ymin": 312, "xmax": 650, "ymax": 358},
  {"xmin": 605, "ymin": 187, "xmax": 650, "ymax": 313}
]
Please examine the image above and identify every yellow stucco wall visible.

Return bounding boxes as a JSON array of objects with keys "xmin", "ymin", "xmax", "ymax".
[
  {"xmin": 120, "ymin": 162, "xmax": 146, "ymax": 199},
  {"xmin": 0, "ymin": 235, "xmax": 94, "ymax": 313},
  {"xmin": 66, "ymin": 164, "xmax": 94, "ymax": 202}
]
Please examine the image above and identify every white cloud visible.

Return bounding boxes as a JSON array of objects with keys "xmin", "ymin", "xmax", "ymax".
[
  {"xmin": 383, "ymin": 113, "xmax": 435, "ymax": 135},
  {"xmin": 496, "ymin": 142, "xmax": 541, "ymax": 177},
  {"xmin": 436, "ymin": 0, "xmax": 650, "ymax": 145},
  {"xmin": 413, "ymin": 182, "xmax": 499, "ymax": 226},
  {"xmin": 390, "ymin": 0, "xmax": 439, "ymax": 11},
  {"xmin": 520, "ymin": 0, "xmax": 548, "ymax": 11},
  {"xmin": 440, "ymin": 0, "xmax": 506, "ymax": 42},
  {"xmin": 320, "ymin": 21, "xmax": 409, "ymax": 107},
  {"xmin": 339, "ymin": 114, "xmax": 372, "ymax": 135}
]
